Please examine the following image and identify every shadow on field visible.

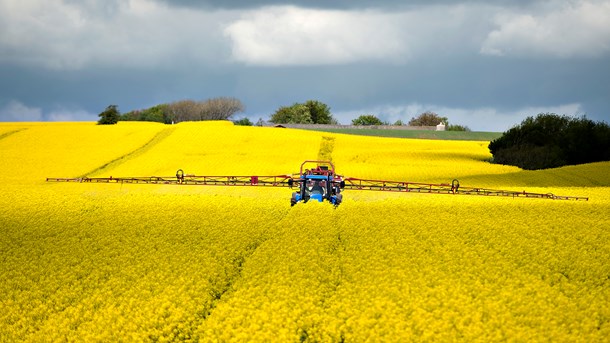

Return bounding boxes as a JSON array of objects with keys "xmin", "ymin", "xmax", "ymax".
[{"xmin": 460, "ymin": 161, "xmax": 610, "ymax": 188}]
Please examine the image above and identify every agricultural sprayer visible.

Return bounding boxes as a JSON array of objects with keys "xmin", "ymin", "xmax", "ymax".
[{"xmin": 46, "ymin": 160, "xmax": 588, "ymax": 205}]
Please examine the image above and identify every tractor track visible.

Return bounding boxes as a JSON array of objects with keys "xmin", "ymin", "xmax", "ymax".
[
  {"xmin": 201, "ymin": 239, "xmax": 263, "ymax": 319},
  {"xmin": 200, "ymin": 210, "xmax": 292, "ymax": 321},
  {"xmin": 317, "ymin": 136, "xmax": 336, "ymax": 162},
  {"xmin": 320, "ymin": 215, "xmax": 347, "ymax": 307},
  {"xmin": 0, "ymin": 128, "xmax": 27, "ymax": 142},
  {"xmin": 79, "ymin": 126, "xmax": 176, "ymax": 178}
]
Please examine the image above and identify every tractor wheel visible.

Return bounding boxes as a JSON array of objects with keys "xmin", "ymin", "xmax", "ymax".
[
  {"xmin": 335, "ymin": 193, "xmax": 343, "ymax": 206},
  {"xmin": 291, "ymin": 193, "xmax": 298, "ymax": 206}
]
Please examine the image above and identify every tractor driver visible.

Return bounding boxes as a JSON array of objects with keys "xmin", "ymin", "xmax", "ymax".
[
  {"xmin": 319, "ymin": 180, "xmax": 327, "ymax": 195},
  {"xmin": 306, "ymin": 180, "xmax": 314, "ymax": 195},
  {"xmin": 306, "ymin": 179, "xmax": 325, "ymax": 196}
]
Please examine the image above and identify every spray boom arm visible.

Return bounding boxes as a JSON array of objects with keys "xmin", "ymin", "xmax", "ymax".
[{"xmin": 46, "ymin": 161, "xmax": 589, "ymax": 201}]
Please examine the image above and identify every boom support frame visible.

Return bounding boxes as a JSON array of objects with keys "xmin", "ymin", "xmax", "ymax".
[{"xmin": 46, "ymin": 161, "xmax": 589, "ymax": 202}]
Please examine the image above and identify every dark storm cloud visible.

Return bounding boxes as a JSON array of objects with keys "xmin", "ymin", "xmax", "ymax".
[
  {"xmin": 0, "ymin": 0, "xmax": 608, "ymax": 130},
  {"xmin": 156, "ymin": 0, "xmax": 534, "ymax": 10},
  {"xmin": 228, "ymin": 56, "xmax": 609, "ymax": 129},
  {"xmin": 152, "ymin": 0, "xmax": 409, "ymax": 10}
]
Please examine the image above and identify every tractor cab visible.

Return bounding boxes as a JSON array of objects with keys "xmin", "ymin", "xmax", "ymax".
[
  {"xmin": 290, "ymin": 160, "xmax": 344, "ymax": 206},
  {"xmin": 304, "ymin": 176, "xmax": 328, "ymax": 202}
]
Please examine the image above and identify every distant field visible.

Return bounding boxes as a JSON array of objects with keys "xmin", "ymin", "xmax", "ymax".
[{"xmin": 301, "ymin": 127, "xmax": 503, "ymax": 141}]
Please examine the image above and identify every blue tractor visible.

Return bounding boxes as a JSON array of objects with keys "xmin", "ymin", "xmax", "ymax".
[{"xmin": 289, "ymin": 160, "xmax": 344, "ymax": 206}]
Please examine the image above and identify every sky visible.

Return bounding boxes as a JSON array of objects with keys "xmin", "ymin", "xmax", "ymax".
[{"xmin": 0, "ymin": 0, "xmax": 609, "ymax": 131}]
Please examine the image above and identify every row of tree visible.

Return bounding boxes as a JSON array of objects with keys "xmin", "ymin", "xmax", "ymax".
[
  {"xmin": 348, "ymin": 112, "xmax": 470, "ymax": 131},
  {"xmin": 117, "ymin": 97, "xmax": 245, "ymax": 124},
  {"xmin": 267, "ymin": 103, "xmax": 469, "ymax": 130},
  {"xmin": 347, "ymin": 111, "xmax": 469, "ymax": 131},
  {"xmin": 99, "ymin": 99, "xmax": 469, "ymax": 130}
]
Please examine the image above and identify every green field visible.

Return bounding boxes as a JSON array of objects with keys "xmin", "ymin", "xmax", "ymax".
[{"xmin": 300, "ymin": 128, "xmax": 503, "ymax": 141}]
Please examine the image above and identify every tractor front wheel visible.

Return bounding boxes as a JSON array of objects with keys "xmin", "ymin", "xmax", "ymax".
[{"xmin": 335, "ymin": 193, "xmax": 343, "ymax": 206}]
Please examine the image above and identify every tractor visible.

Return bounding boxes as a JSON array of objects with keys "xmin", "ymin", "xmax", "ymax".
[{"xmin": 288, "ymin": 161, "xmax": 344, "ymax": 206}]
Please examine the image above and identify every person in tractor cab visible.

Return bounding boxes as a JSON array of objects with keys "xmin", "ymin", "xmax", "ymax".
[
  {"xmin": 306, "ymin": 179, "xmax": 325, "ymax": 196},
  {"xmin": 319, "ymin": 180, "xmax": 327, "ymax": 195},
  {"xmin": 306, "ymin": 179, "xmax": 314, "ymax": 193},
  {"xmin": 312, "ymin": 180, "xmax": 325, "ymax": 195}
]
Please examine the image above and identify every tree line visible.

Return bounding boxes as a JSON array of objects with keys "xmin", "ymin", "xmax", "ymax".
[
  {"xmin": 348, "ymin": 111, "xmax": 469, "ymax": 131},
  {"xmin": 118, "ymin": 97, "xmax": 245, "ymax": 124},
  {"xmin": 98, "ymin": 99, "xmax": 469, "ymax": 131},
  {"xmin": 268, "ymin": 103, "xmax": 468, "ymax": 130}
]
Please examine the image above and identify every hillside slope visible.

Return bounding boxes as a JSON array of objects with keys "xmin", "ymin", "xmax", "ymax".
[
  {"xmin": 3, "ymin": 121, "xmax": 607, "ymax": 189},
  {"xmin": 1, "ymin": 121, "xmax": 608, "ymax": 341}
]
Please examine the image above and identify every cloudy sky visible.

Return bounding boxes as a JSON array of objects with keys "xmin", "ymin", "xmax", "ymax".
[{"xmin": 1, "ymin": 0, "xmax": 609, "ymax": 131}]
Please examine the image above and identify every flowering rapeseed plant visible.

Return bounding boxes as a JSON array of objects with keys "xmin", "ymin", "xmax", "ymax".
[{"xmin": 0, "ymin": 121, "xmax": 608, "ymax": 341}]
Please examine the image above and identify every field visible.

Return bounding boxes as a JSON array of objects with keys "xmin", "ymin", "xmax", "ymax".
[
  {"xmin": 300, "ymin": 127, "xmax": 502, "ymax": 141},
  {"xmin": 0, "ymin": 121, "xmax": 609, "ymax": 342}
]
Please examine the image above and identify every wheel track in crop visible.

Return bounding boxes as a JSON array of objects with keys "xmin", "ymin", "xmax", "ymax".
[
  {"xmin": 0, "ymin": 128, "xmax": 27, "ymax": 142},
  {"xmin": 197, "ymin": 205, "xmax": 350, "ymax": 339},
  {"xmin": 198, "ymin": 207, "xmax": 348, "ymax": 336},
  {"xmin": 79, "ymin": 126, "xmax": 176, "ymax": 178},
  {"xmin": 318, "ymin": 136, "xmax": 336, "ymax": 162},
  {"xmin": 200, "ymin": 208, "xmax": 293, "ymax": 321}
]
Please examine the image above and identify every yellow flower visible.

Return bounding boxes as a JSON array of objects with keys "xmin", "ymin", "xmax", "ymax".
[{"xmin": 0, "ymin": 121, "xmax": 608, "ymax": 341}]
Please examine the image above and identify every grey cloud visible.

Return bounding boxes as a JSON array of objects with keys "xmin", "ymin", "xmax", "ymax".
[
  {"xmin": 481, "ymin": 1, "xmax": 610, "ymax": 58},
  {"xmin": 62, "ymin": 0, "xmax": 124, "ymax": 17},
  {"xmin": 223, "ymin": 3, "xmax": 499, "ymax": 66},
  {"xmin": 0, "ymin": 0, "xmax": 233, "ymax": 70},
  {"xmin": 154, "ymin": 0, "xmax": 536, "ymax": 10},
  {"xmin": 0, "ymin": 0, "xmax": 608, "ymax": 131},
  {"xmin": 0, "ymin": 101, "xmax": 42, "ymax": 122}
]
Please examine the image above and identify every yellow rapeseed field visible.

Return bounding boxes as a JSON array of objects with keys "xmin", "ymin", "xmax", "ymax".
[{"xmin": 0, "ymin": 121, "xmax": 608, "ymax": 342}]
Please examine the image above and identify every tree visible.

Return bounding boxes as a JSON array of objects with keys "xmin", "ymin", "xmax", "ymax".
[
  {"xmin": 270, "ymin": 100, "xmax": 336, "ymax": 124},
  {"xmin": 408, "ymin": 111, "xmax": 448, "ymax": 126},
  {"xmin": 489, "ymin": 113, "xmax": 610, "ymax": 170},
  {"xmin": 352, "ymin": 114, "xmax": 384, "ymax": 126},
  {"xmin": 446, "ymin": 124, "xmax": 471, "ymax": 131},
  {"xmin": 165, "ymin": 100, "xmax": 197, "ymax": 123},
  {"xmin": 233, "ymin": 117, "xmax": 253, "ymax": 126},
  {"xmin": 304, "ymin": 100, "xmax": 334, "ymax": 124},
  {"xmin": 393, "ymin": 120, "xmax": 405, "ymax": 126},
  {"xmin": 270, "ymin": 103, "xmax": 312, "ymax": 124},
  {"xmin": 129, "ymin": 97, "xmax": 245, "ymax": 124},
  {"xmin": 98, "ymin": 105, "xmax": 120, "ymax": 125},
  {"xmin": 120, "ymin": 104, "xmax": 171, "ymax": 123},
  {"xmin": 199, "ymin": 97, "xmax": 244, "ymax": 120}
]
